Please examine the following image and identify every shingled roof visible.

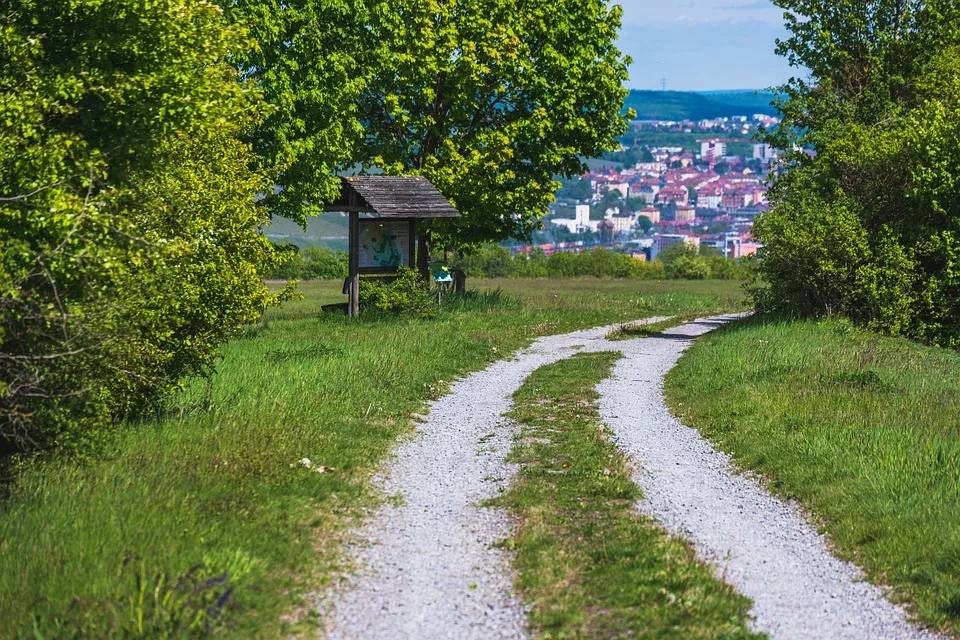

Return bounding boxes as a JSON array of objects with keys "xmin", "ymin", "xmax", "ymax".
[{"xmin": 326, "ymin": 176, "xmax": 460, "ymax": 219}]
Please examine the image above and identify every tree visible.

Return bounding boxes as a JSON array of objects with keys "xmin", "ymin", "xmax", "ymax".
[
  {"xmin": 636, "ymin": 215, "xmax": 654, "ymax": 234},
  {"xmin": 357, "ymin": 0, "xmax": 632, "ymax": 276},
  {"xmin": 755, "ymin": 0, "xmax": 960, "ymax": 346},
  {"xmin": 218, "ymin": 0, "xmax": 371, "ymax": 225},
  {"xmin": 557, "ymin": 176, "xmax": 594, "ymax": 202},
  {"xmin": 1, "ymin": 0, "xmax": 280, "ymax": 454}
]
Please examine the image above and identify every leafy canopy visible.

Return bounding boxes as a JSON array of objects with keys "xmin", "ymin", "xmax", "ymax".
[
  {"xmin": 357, "ymin": 0, "xmax": 632, "ymax": 247},
  {"xmin": 0, "ymin": 0, "xmax": 280, "ymax": 454},
  {"xmin": 756, "ymin": 0, "xmax": 960, "ymax": 346}
]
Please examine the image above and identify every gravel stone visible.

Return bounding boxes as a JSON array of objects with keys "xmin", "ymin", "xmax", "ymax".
[
  {"xmin": 322, "ymin": 318, "xmax": 669, "ymax": 640},
  {"xmin": 598, "ymin": 315, "xmax": 939, "ymax": 640}
]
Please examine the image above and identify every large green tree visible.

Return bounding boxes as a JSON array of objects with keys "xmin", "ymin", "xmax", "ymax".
[
  {"xmin": 755, "ymin": 0, "xmax": 960, "ymax": 346},
  {"xmin": 0, "ymin": 0, "xmax": 279, "ymax": 454},
  {"xmin": 358, "ymin": 0, "xmax": 631, "ymax": 269},
  {"xmin": 218, "ymin": 0, "xmax": 371, "ymax": 224}
]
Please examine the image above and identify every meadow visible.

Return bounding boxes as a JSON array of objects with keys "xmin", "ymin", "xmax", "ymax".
[
  {"xmin": 0, "ymin": 279, "xmax": 747, "ymax": 638},
  {"xmin": 666, "ymin": 317, "xmax": 960, "ymax": 636}
]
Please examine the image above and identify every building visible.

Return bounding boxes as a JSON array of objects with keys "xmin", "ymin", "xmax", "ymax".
[
  {"xmin": 753, "ymin": 143, "xmax": 778, "ymax": 163},
  {"xmin": 657, "ymin": 185, "xmax": 689, "ymax": 206},
  {"xmin": 652, "ymin": 234, "xmax": 700, "ymax": 260},
  {"xmin": 700, "ymin": 140, "xmax": 727, "ymax": 166},
  {"xmin": 674, "ymin": 205, "xmax": 696, "ymax": 223},
  {"xmin": 606, "ymin": 182, "xmax": 630, "ymax": 199},
  {"xmin": 610, "ymin": 213, "xmax": 636, "ymax": 234},
  {"xmin": 638, "ymin": 206, "xmax": 661, "ymax": 224},
  {"xmin": 635, "ymin": 185, "xmax": 659, "ymax": 204},
  {"xmin": 696, "ymin": 184, "xmax": 723, "ymax": 209},
  {"xmin": 722, "ymin": 189, "xmax": 754, "ymax": 211},
  {"xmin": 550, "ymin": 204, "xmax": 598, "ymax": 233}
]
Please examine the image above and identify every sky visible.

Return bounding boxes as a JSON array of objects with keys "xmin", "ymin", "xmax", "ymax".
[{"xmin": 615, "ymin": 0, "xmax": 798, "ymax": 91}]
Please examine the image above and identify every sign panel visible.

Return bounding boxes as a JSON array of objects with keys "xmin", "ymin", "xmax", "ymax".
[{"xmin": 358, "ymin": 220, "xmax": 410, "ymax": 269}]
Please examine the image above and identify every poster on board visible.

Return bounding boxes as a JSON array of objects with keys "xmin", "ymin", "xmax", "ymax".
[{"xmin": 358, "ymin": 220, "xmax": 410, "ymax": 269}]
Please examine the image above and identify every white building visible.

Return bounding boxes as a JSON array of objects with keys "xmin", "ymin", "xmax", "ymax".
[
  {"xmin": 550, "ymin": 204, "xmax": 599, "ymax": 233},
  {"xmin": 753, "ymin": 143, "xmax": 778, "ymax": 162},
  {"xmin": 700, "ymin": 140, "xmax": 727, "ymax": 164}
]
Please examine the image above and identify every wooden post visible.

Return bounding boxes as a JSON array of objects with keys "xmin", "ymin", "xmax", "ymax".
[
  {"xmin": 408, "ymin": 220, "xmax": 417, "ymax": 269},
  {"xmin": 348, "ymin": 211, "xmax": 360, "ymax": 319}
]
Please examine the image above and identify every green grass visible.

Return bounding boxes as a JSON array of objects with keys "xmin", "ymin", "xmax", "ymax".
[
  {"xmin": 492, "ymin": 352, "xmax": 762, "ymax": 639},
  {"xmin": 665, "ymin": 316, "xmax": 960, "ymax": 637},
  {"xmin": 0, "ymin": 279, "xmax": 747, "ymax": 638}
]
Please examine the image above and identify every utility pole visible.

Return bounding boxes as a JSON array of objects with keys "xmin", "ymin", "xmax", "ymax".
[{"xmin": 661, "ymin": 76, "xmax": 667, "ymax": 91}]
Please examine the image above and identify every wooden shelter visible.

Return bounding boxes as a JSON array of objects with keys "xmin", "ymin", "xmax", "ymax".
[{"xmin": 324, "ymin": 176, "xmax": 460, "ymax": 317}]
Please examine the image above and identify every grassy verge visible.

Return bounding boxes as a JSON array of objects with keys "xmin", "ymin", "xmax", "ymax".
[
  {"xmin": 493, "ymin": 352, "xmax": 762, "ymax": 639},
  {"xmin": 665, "ymin": 316, "xmax": 960, "ymax": 636},
  {"xmin": 0, "ymin": 279, "xmax": 747, "ymax": 638}
]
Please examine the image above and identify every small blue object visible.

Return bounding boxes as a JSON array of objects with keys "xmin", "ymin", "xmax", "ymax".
[{"xmin": 430, "ymin": 262, "xmax": 453, "ymax": 283}]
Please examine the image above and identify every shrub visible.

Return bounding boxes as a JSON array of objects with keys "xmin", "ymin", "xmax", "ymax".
[
  {"xmin": 359, "ymin": 268, "xmax": 435, "ymax": 316},
  {"xmin": 665, "ymin": 256, "xmax": 711, "ymax": 280},
  {"xmin": 0, "ymin": 0, "xmax": 282, "ymax": 456},
  {"xmin": 266, "ymin": 245, "xmax": 348, "ymax": 280}
]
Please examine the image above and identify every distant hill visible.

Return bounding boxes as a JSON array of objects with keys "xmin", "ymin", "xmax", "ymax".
[
  {"xmin": 624, "ymin": 90, "xmax": 778, "ymax": 121},
  {"xmin": 263, "ymin": 214, "xmax": 349, "ymax": 251}
]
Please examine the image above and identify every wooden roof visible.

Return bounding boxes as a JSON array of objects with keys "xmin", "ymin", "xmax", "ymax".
[{"xmin": 326, "ymin": 176, "xmax": 460, "ymax": 219}]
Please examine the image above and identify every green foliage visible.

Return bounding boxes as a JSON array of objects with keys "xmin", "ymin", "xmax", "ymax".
[
  {"xmin": 454, "ymin": 246, "xmax": 673, "ymax": 280},
  {"xmin": 556, "ymin": 177, "xmax": 593, "ymax": 202},
  {"xmin": 359, "ymin": 268, "xmax": 435, "ymax": 315},
  {"xmin": 358, "ymin": 0, "xmax": 632, "ymax": 248},
  {"xmin": 757, "ymin": 1, "xmax": 960, "ymax": 346},
  {"xmin": 667, "ymin": 317, "xmax": 960, "ymax": 633},
  {"xmin": 623, "ymin": 90, "xmax": 777, "ymax": 121},
  {"xmin": 218, "ymin": 0, "xmax": 369, "ymax": 225},
  {"xmin": 664, "ymin": 256, "xmax": 711, "ymax": 280},
  {"xmin": 0, "ymin": 0, "xmax": 280, "ymax": 455},
  {"xmin": 660, "ymin": 244, "xmax": 750, "ymax": 281},
  {"xmin": 267, "ymin": 245, "xmax": 348, "ymax": 280}
]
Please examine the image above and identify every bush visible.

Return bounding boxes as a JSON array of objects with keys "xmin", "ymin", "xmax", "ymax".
[
  {"xmin": 0, "ymin": 1, "xmax": 282, "ymax": 456},
  {"xmin": 266, "ymin": 245, "xmax": 348, "ymax": 280},
  {"xmin": 665, "ymin": 256, "xmax": 711, "ymax": 280},
  {"xmin": 359, "ymin": 268, "xmax": 435, "ymax": 316},
  {"xmin": 754, "ymin": 5, "xmax": 960, "ymax": 347}
]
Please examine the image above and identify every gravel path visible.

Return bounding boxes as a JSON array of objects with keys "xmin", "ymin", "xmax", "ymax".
[
  {"xmin": 598, "ymin": 315, "xmax": 937, "ymax": 640},
  {"xmin": 322, "ymin": 318, "xmax": 669, "ymax": 640},
  {"xmin": 324, "ymin": 314, "xmax": 935, "ymax": 640}
]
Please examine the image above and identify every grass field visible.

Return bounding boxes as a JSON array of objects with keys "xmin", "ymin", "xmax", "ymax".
[
  {"xmin": 0, "ymin": 278, "xmax": 747, "ymax": 638},
  {"xmin": 494, "ymin": 352, "xmax": 761, "ymax": 639},
  {"xmin": 665, "ymin": 316, "xmax": 960, "ymax": 636}
]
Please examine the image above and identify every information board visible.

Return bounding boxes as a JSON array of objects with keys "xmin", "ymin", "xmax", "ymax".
[{"xmin": 358, "ymin": 220, "xmax": 410, "ymax": 269}]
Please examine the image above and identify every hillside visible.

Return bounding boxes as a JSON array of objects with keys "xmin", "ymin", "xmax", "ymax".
[
  {"xmin": 263, "ymin": 213, "xmax": 349, "ymax": 250},
  {"xmin": 625, "ymin": 90, "xmax": 778, "ymax": 121}
]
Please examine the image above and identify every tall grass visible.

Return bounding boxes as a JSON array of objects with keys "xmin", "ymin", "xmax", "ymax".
[
  {"xmin": 666, "ymin": 316, "xmax": 960, "ymax": 636},
  {"xmin": 0, "ymin": 279, "xmax": 747, "ymax": 638}
]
